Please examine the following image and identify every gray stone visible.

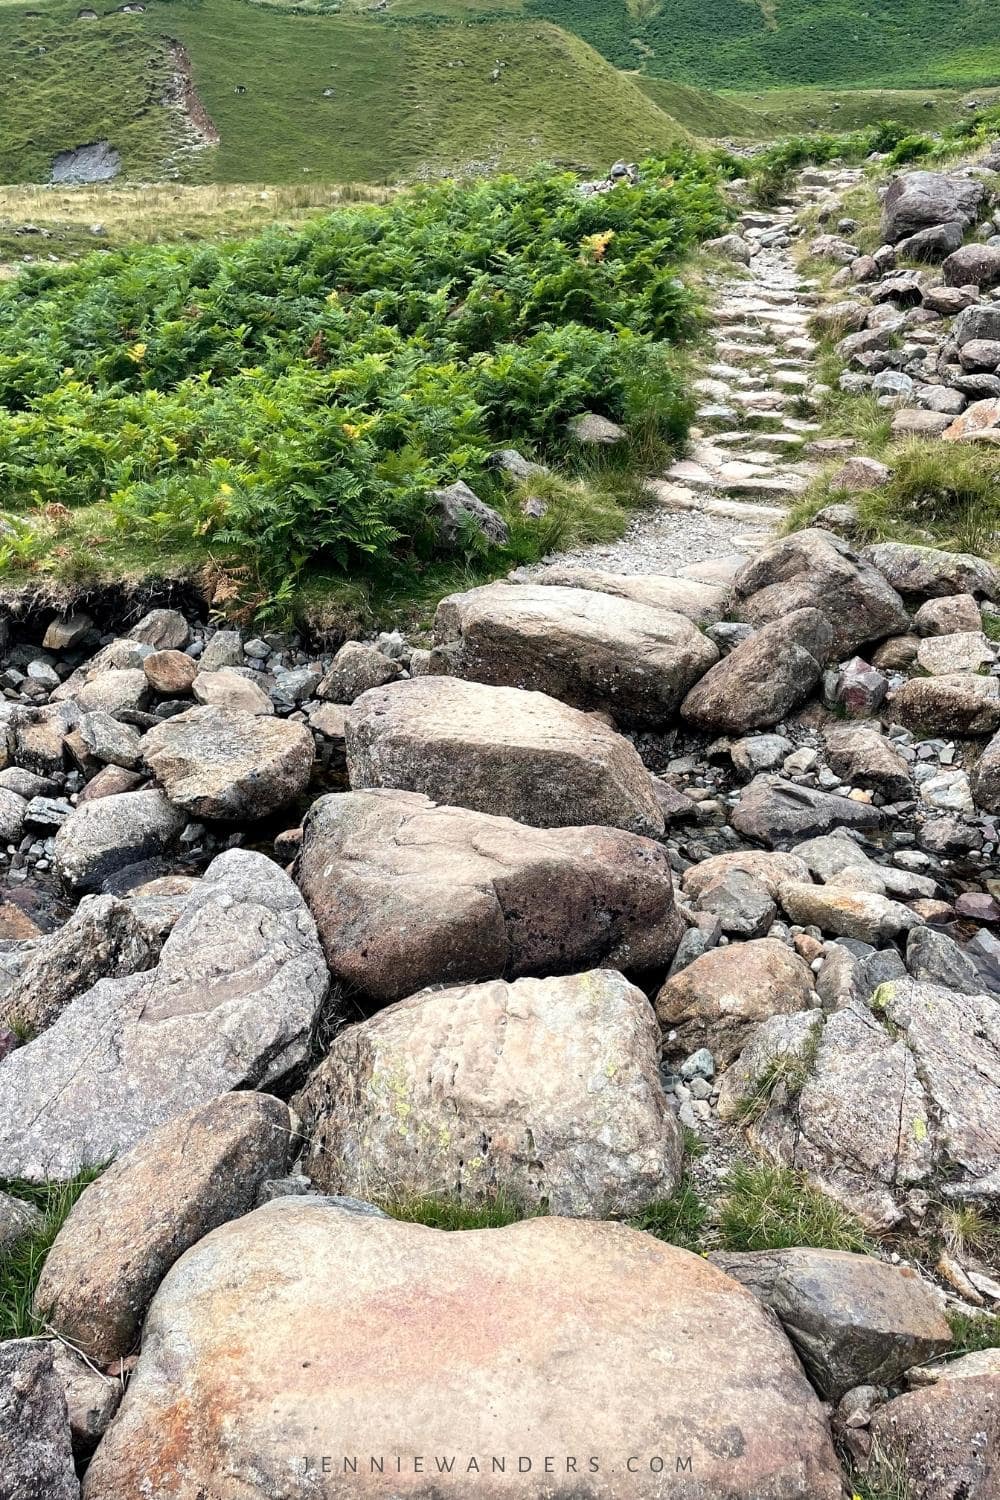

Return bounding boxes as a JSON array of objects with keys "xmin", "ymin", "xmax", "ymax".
[
  {"xmin": 732, "ymin": 777, "xmax": 881, "ymax": 848},
  {"xmin": 0, "ymin": 1187, "xmax": 42, "ymax": 1254},
  {"xmin": 296, "ymin": 788, "xmax": 682, "ymax": 1004},
  {"xmin": 681, "ymin": 609, "xmax": 832, "ymax": 734},
  {"xmin": 316, "ymin": 641, "xmax": 399, "ymax": 703},
  {"xmin": 0, "ymin": 1339, "xmax": 78, "ymax": 1498},
  {"xmin": 141, "ymin": 707, "xmax": 315, "ymax": 821},
  {"xmin": 708, "ymin": 1248, "xmax": 951, "ymax": 1400},
  {"xmin": 191, "ymin": 668, "xmax": 274, "ymax": 715},
  {"xmin": 80, "ymin": 710, "xmax": 142, "ymax": 769},
  {"xmin": 944, "ymin": 242, "xmax": 1000, "ymax": 289},
  {"xmin": 0, "ymin": 851, "xmax": 328, "ymax": 1181},
  {"xmin": 906, "ymin": 926, "xmax": 984, "ymax": 994},
  {"xmin": 53, "ymin": 789, "xmax": 185, "ymax": 892},
  {"xmin": 568, "ymin": 411, "xmax": 625, "ymax": 445},
  {"xmin": 199, "ymin": 629, "xmax": 244, "ymax": 671},
  {"xmin": 882, "ymin": 171, "xmax": 986, "ymax": 243},
  {"xmin": 824, "ymin": 723, "xmax": 913, "ymax": 801},
  {"xmin": 431, "ymin": 480, "xmax": 509, "ymax": 547},
  {"xmin": 128, "ymin": 608, "xmax": 190, "ymax": 651}
]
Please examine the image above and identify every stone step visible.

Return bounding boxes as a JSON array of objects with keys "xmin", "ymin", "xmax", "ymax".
[{"xmin": 645, "ymin": 478, "xmax": 788, "ymax": 523}]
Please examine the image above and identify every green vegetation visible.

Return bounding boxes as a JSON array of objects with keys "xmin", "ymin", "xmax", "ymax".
[
  {"xmin": 381, "ymin": 1190, "xmax": 536, "ymax": 1228},
  {"xmin": 0, "ymin": 1169, "xmax": 103, "ymax": 1339},
  {"xmin": 792, "ymin": 442, "xmax": 1000, "ymax": 560},
  {"xmin": 526, "ymin": 0, "xmax": 1000, "ymax": 91},
  {"xmin": 945, "ymin": 1309, "xmax": 1000, "ymax": 1359},
  {"xmin": 718, "ymin": 85, "xmax": 997, "ymax": 138},
  {"xmin": 629, "ymin": 1177, "xmax": 707, "ymax": 1251},
  {"xmin": 0, "ymin": 0, "xmax": 694, "ymax": 186},
  {"xmin": 634, "ymin": 78, "xmax": 772, "ymax": 138},
  {"xmin": 0, "ymin": 162, "xmax": 727, "ymax": 610},
  {"xmin": 846, "ymin": 1449, "xmax": 913, "ymax": 1500},
  {"xmin": 718, "ymin": 1162, "xmax": 874, "ymax": 1253}
]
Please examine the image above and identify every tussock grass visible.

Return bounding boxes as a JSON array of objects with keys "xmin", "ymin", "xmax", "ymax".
[
  {"xmin": 0, "ymin": 1169, "xmax": 104, "ymax": 1340},
  {"xmin": 945, "ymin": 1309, "xmax": 1000, "ymax": 1360},
  {"xmin": 718, "ymin": 1162, "xmax": 873, "ymax": 1253},
  {"xmin": 629, "ymin": 1179, "xmax": 707, "ymax": 1252},
  {"xmin": 380, "ymin": 1191, "xmax": 538, "ymax": 1230}
]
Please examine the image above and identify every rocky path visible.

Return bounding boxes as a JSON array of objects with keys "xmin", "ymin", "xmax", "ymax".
[{"xmin": 3, "ymin": 164, "xmax": 1000, "ymax": 1500}]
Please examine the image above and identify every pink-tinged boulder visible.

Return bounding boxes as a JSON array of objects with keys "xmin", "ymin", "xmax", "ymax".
[
  {"xmin": 81, "ymin": 1204, "xmax": 845, "ymax": 1500},
  {"xmin": 942, "ymin": 396, "xmax": 1000, "ymax": 444}
]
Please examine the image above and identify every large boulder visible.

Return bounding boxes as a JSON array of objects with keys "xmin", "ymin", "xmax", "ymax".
[
  {"xmin": 81, "ymin": 1203, "xmax": 845, "ymax": 1500},
  {"xmin": 140, "ymin": 706, "xmax": 315, "ymax": 820},
  {"xmin": 656, "ymin": 938, "xmax": 815, "ymax": 1066},
  {"xmin": 862, "ymin": 541, "xmax": 1000, "ymax": 599},
  {"xmin": 0, "ymin": 1339, "xmax": 78, "ymax": 1500},
  {"xmin": 777, "ymin": 881, "xmax": 923, "ymax": 945},
  {"xmin": 730, "ymin": 530, "xmax": 909, "ymax": 657},
  {"xmin": 731, "ymin": 776, "xmax": 881, "ymax": 847},
  {"xmin": 708, "ymin": 1248, "xmax": 951, "ymax": 1400},
  {"xmin": 882, "ymin": 170, "xmax": 986, "ymax": 243},
  {"xmin": 524, "ymin": 565, "xmax": 727, "ymax": 625},
  {"xmin": 34, "ymin": 1093, "xmax": 292, "ymax": 1364},
  {"xmin": 296, "ymin": 789, "xmax": 682, "ymax": 1004},
  {"xmin": 943, "ymin": 241, "xmax": 1000, "ymax": 289},
  {"xmin": 680, "ymin": 609, "xmax": 832, "ymax": 733},
  {"xmin": 824, "ymin": 722, "xmax": 913, "ymax": 801},
  {"xmin": 53, "ymin": 789, "xmax": 186, "ymax": 892},
  {"xmin": 294, "ymin": 969, "xmax": 681, "ymax": 1217},
  {"xmin": 345, "ymin": 677, "xmax": 664, "ymax": 836},
  {"xmin": 891, "ymin": 674, "xmax": 1000, "ymax": 734},
  {"xmin": 429, "ymin": 581, "xmax": 718, "ymax": 727},
  {"xmin": 0, "ymin": 851, "xmax": 328, "ymax": 1181}
]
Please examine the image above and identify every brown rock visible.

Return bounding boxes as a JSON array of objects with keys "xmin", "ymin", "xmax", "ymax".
[
  {"xmin": 892, "ymin": 674, "xmax": 1000, "ymax": 734},
  {"xmin": 296, "ymin": 789, "xmax": 682, "ymax": 1004},
  {"xmin": 345, "ymin": 677, "xmax": 665, "ymax": 837},
  {"xmin": 942, "ymin": 395, "xmax": 1000, "ymax": 444},
  {"xmin": 680, "ymin": 609, "xmax": 832, "ymax": 734},
  {"xmin": 656, "ymin": 938, "xmax": 815, "ymax": 1065},
  {"xmin": 143, "ymin": 650, "xmax": 197, "ymax": 696},
  {"xmin": 913, "ymin": 593, "xmax": 983, "ymax": 635},
  {"xmin": 81, "ymin": 1206, "xmax": 845, "ymax": 1500},
  {"xmin": 868, "ymin": 1372, "xmax": 999, "ymax": 1500},
  {"xmin": 34, "ymin": 1093, "xmax": 292, "ymax": 1364}
]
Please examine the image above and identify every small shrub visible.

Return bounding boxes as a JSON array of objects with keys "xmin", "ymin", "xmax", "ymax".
[
  {"xmin": 718, "ymin": 1162, "xmax": 873, "ymax": 1253},
  {"xmin": 0, "ymin": 1168, "xmax": 104, "ymax": 1339}
]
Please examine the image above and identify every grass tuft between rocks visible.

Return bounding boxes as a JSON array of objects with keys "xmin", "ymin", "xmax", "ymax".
[
  {"xmin": 0, "ymin": 1168, "xmax": 104, "ymax": 1340},
  {"xmin": 379, "ymin": 1191, "xmax": 539, "ymax": 1231},
  {"xmin": 716, "ymin": 1162, "xmax": 874, "ymax": 1254},
  {"xmin": 945, "ymin": 1308, "xmax": 1000, "ymax": 1360}
]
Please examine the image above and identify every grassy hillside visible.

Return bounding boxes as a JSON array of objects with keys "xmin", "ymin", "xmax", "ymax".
[
  {"xmin": 0, "ymin": 0, "xmax": 692, "ymax": 185},
  {"xmin": 527, "ymin": 0, "xmax": 1000, "ymax": 89}
]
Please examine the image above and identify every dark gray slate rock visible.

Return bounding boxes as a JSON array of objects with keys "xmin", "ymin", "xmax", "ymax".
[
  {"xmin": 53, "ymin": 789, "xmax": 185, "ymax": 892},
  {"xmin": 731, "ymin": 776, "xmax": 881, "ymax": 848},
  {"xmin": 882, "ymin": 171, "xmax": 986, "ymax": 243}
]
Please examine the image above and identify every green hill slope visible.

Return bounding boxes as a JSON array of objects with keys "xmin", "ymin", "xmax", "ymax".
[
  {"xmin": 0, "ymin": 0, "xmax": 693, "ymax": 185},
  {"xmin": 526, "ymin": 0, "xmax": 1000, "ymax": 90}
]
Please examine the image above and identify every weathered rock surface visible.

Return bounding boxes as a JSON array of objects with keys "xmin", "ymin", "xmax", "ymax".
[
  {"xmin": 129, "ymin": 608, "xmax": 190, "ymax": 650},
  {"xmin": 680, "ymin": 609, "xmax": 832, "ymax": 733},
  {"xmin": 316, "ymin": 640, "xmax": 400, "ymax": 703},
  {"xmin": 430, "ymin": 581, "xmax": 718, "ymax": 727},
  {"xmin": 681, "ymin": 850, "xmax": 811, "ymax": 902},
  {"xmin": 295, "ymin": 970, "xmax": 681, "ymax": 1216},
  {"xmin": 732, "ymin": 776, "xmax": 881, "ymax": 847},
  {"xmin": 143, "ymin": 648, "xmax": 197, "ymax": 695},
  {"xmin": 141, "ymin": 706, "xmax": 315, "ymax": 820},
  {"xmin": 525, "ymin": 565, "xmax": 727, "ymax": 624},
  {"xmin": 432, "ymin": 479, "xmax": 510, "ymax": 547},
  {"xmin": 656, "ymin": 938, "xmax": 815, "ymax": 1065},
  {"xmin": 53, "ymin": 789, "xmax": 186, "ymax": 891},
  {"xmin": 862, "ymin": 541, "xmax": 1000, "ymax": 599},
  {"xmin": 913, "ymin": 593, "xmax": 983, "ymax": 635},
  {"xmin": 824, "ymin": 722, "xmax": 913, "ymax": 801},
  {"xmin": 0, "ymin": 1339, "xmax": 78, "ymax": 1500},
  {"xmin": 730, "ymin": 530, "xmax": 908, "ymax": 657},
  {"xmin": 778, "ymin": 881, "xmax": 923, "ymax": 945},
  {"xmin": 891, "ymin": 674, "xmax": 1000, "ymax": 734},
  {"xmin": 345, "ymin": 677, "xmax": 664, "ymax": 836},
  {"xmin": 296, "ymin": 789, "xmax": 681, "ymax": 1003},
  {"xmin": 0, "ymin": 1187, "xmax": 42, "ymax": 1253},
  {"xmin": 35, "ymin": 1092, "xmax": 292, "ymax": 1363},
  {"xmin": 0, "ymin": 851, "xmax": 327, "ymax": 1181},
  {"xmin": 708, "ymin": 1248, "xmax": 951, "ymax": 1400},
  {"xmin": 81, "ymin": 1204, "xmax": 845, "ymax": 1500},
  {"xmin": 191, "ymin": 667, "xmax": 274, "ymax": 715},
  {"xmin": 882, "ymin": 171, "xmax": 986, "ymax": 243},
  {"xmin": 971, "ymin": 727, "xmax": 1000, "ymax": 811},
  {"xmin": 867, "ymin": 1372, "xmax": 1000, "ymax": 1500}
]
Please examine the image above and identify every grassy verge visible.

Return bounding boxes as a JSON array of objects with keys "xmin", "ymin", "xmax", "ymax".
[
  {"xmin": 716, "ymin": 1162, "xmax": 874, "ymax": 1254},
  {"xmin": 0, "ymin": 1169, "xmax": 103, "ymax": 1339}
]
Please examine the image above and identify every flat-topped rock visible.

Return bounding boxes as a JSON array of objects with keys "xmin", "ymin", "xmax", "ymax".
[
  {"xmin": 525, "ymin": 565, "xmax": 727, "ymax": 624},
  {"xmin": 81, "ymin": 1204, "xmax": 844, "ymax": 1500},
  {"xmin": 0, "ymin": 851, "xmax": 328, "ymax": 1181},
  {"xmin": 295, "ymin": 969, "xmax": 682, "ymax": 1217},
  {"xmin": 891, "ymin": 674, "xmax": 1000, "ymax": 734},
  {"xmin": 296, "ymin": 789, "xmax": 681, "ymax": 1004},
  {"xmin": 345, "ymin": 677, "xmax": 664, "ymax": 836},
  {"xmin": 862, "ymin": 541, "xmax": 1000, "ymax": 599},
  {"xmin": 429, "ymin": 581, "xmax": 718, "ymax": 728},
  {"xmin": 141, "ymin": 706, "xmax": 314, "ymax": 820}
]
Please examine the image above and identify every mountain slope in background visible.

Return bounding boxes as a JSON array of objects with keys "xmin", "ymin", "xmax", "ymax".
[{"xmin": 0, "ymin": 0, "xmax": 693, "ymax": 185}]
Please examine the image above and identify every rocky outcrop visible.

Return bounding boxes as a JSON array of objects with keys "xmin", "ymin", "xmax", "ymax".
[
  {"xmin": 345, "ymin": 677, "xmax": 665, "ymax": 836},
  {"xmin": 861, "ymin": 542, "xmax": 1000, "ymax": 599},
  {"xmin": 81, "ymin": 1203, "xmax": 845, "ymax": 1500},
  {"xmin": 294, "ymin": 969, "xmax": 681, "ymax": 1217},
  {"xmin": 296, "ymin": 789, "xmax": 682, "ymax": 1003},
  {"xmin": 430, "ymin": 581, "xmax": 718, "ymax": 727},
  {"xmin": 524, "ymin": 565, "xmax": 727, "ymax": 624},
  {"xmin": 0, "ymin": 851, "xmax": 327, "ymax": 1181},
  {"xmin": 708, "ymin": 1248, "xmax": 951, "ymax": 1399}
]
